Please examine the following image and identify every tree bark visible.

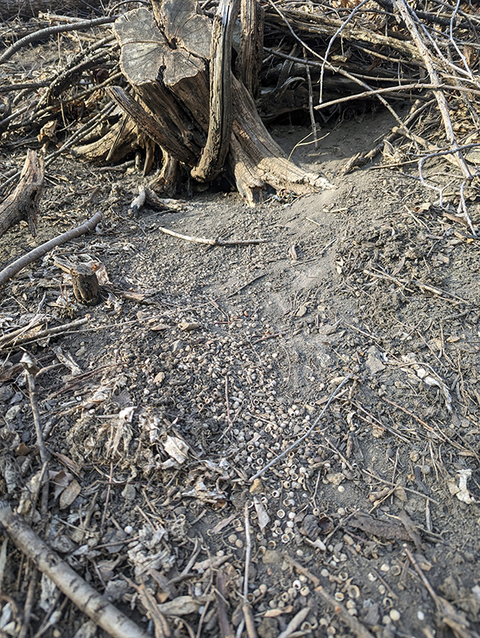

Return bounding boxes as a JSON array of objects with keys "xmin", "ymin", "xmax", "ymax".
[
  {"xmin": 0, "ymin": 150, "xmax": 43, "ymax": 239},
  {"xmin": 104, "ymin": 0, "xmax": 332, "ymax": 204}
]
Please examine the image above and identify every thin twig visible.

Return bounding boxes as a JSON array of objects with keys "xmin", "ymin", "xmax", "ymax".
[
  {"xmin": 0, "ymin": 317, "xmax": 89, "ymax": 350},
  {"xmin": 157, "ymin": 225, "xmax": 268, "ymax": 246},
  {"xmin": 314, "ymin": 585, "xmax": 376, "ymax": 638}
]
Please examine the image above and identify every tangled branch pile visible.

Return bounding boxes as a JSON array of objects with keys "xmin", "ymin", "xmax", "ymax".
[{"xmin": 1, "ymin": 0, "xmax": 480, "ymax": 216}]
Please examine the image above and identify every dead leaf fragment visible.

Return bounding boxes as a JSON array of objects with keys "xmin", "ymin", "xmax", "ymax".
[
  {"xmin": 447, "ymin": 470, "xmax": 475, "ymax": 504},
  {"xmin": 249, "ymin": 478, "xmax": 263, "ymax": 494},
  {"xmin": 178, "ymin": 321, "xmax": 200, "ymax": 331},
  {"xmin": 156, "ymin": 595, "xmax": 203, "ymax": 616},
  {"xmin": 59, "ymin": 479, "xmax": 81, "ymax": 509},
  {"xmin": 253, "ymin": 497, "xmax": 270, "ymax": 531},
  {"xmin": 162, "ymin": 435, "xmax": 188, "ymax": 466}
]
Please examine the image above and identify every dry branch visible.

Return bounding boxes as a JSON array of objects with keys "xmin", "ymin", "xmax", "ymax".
[
  {"xmin": 0, "ymin": 211, "xmax": 102, "ymax": 289},
  {"xmin": 156, "ymin": 225, "xmax": 268, "ymax": 246},
  {"xmin": 393, "ymin": 0, "xmax": 471, "ymax": 178},
  {"xmin": 0, "ymin": 16, "xmax": 116, "ymax": 64},
  {"xmin": 0, "ymin": 506, "xmax": 150, "ymax": 638}
]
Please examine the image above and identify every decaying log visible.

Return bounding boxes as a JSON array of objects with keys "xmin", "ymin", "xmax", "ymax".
[
  {"xmin": 191, "ymin": 0, "xmax": 239, "ymax": 182},
  {"xmin": 0, "ymin": 150, "xmax": 44, "ymax": 239},
  {"xmin": 74, "ymin": 114, "xmax": 139, "ymax": 164},
  {"xmin": 111, "ymin": 0, "xmax": 331, "ymax": 204},
  {"xmin": 149, "ymin": 148, "xmax": 181, "ymax": 196},
  {"xmin": 54, "ymin": 257, "xmax": 100, "ymax": 305},
  {"xmin": 236, "ymin": 0, "xmax": 264, "ymax": 98}
]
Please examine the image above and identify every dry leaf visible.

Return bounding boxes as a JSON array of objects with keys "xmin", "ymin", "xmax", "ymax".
[{"xmin": 59, "ymin": 479, "xmax": 81, "ymax": 509}]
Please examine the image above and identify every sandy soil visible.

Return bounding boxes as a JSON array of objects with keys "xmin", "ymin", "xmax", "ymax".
[{"xmin": 1, "ymin": 107, "xmax": 480, "ymax": 638}]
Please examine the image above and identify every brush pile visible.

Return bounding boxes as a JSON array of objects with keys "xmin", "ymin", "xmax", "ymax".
[{"xmin": 1, "ymin": 0, "xmax": 480, "ymax": 217}]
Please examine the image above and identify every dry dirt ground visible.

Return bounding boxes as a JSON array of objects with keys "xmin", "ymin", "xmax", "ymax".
[{"xmin": 1, "ymin": 108, "xmax": 480, "ymax": 638}]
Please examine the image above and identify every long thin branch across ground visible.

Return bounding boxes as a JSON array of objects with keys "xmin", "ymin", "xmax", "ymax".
[
  {"xmin": 0, "ymin": 211, "xmax": 102, "ymax": 288},
  {"xmin": 0, "ymin": 506, "xmax": 150, "ymax": 638}
]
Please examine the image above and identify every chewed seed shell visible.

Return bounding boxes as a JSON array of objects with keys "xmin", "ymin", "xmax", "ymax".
[
  {"xmin": 267, "ymin": 540, "xmax": 276, "ymax": 549},
  {"xmin": 334, "ymin": 592, "xmax": 344, "ymax": 602},
  {"xmin": 390, "ymin": 565, "xmax": 401, "ymax": 576},
  {"xmin": 301, "ymin": 622, "xmax": 312, "ymax": 632},
  {"xmin": 300, "ymin": 586, "xmax": 310, "ymax": 596},
  {"xmin": 281, "ymin": 534, "xmax": 290, "ymax": 543},
  {"xmin": 339, "ymin": 572, "xmax": 349, "ymax": 581},
  {"xmin": 293, "ymin": 580, "xmax": 302, "ymax": 589},
  {"xmin": 347, "ymin": 585, "xmax": 360, "ymax": 599},
  {"xmin": 277, "ymin": 510, "xmax": 285, "ymax": 519}
]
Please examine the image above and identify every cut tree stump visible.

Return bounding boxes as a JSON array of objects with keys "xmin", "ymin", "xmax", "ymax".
[
  {"xmin": 85, "ymin": 0, "xmax": 332, "ymax": 204},
  {"xmin": 0, "ymin": 149, "xmax": 44, "ymax": 239}
]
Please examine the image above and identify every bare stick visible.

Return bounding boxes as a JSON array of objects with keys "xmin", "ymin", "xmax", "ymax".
[
  {"xmin": 394, "ymin": 0, "xmax": 471, "ymax": 179},
  {"xmin": 20, "ymin": 353, "xmax": 50, "ymax": 517},
  {"xmin": 0, "ymin": 317, "xmax": 89, "ymax": 350},
  {"xmin": 0, "ymin": 16, "xmax": 116, "ymax": 64},
  {"xmin": 216, "ymin": 571, "xmax": 234, "ymax": 638},
  {"xmin": 18, "ymin": 568, "xmax": 38, "ymax": 638},
  {"xmin": 249, "ymin": 375, "xmax": 352, "ymax": 481},
  {"xmin": 157, "ymin": 225, "xmax": 268, "ymax": 246},
  {"xmin": 0, "ymin": 212, "xmax": 102, "ymax": 289},
  {"xmin": 316, "ymin": 82, "xmax": 435, "ymax": 111},
  {"xmin": 242, "ymin": 502, "xmax": 257, "ymax": 638},
  {"xmin": 276, "ymin": 608, "xmax": 310, "ymax": 638},
  {"xmin": 314, "ymin": 585, "xmax": 376, "ymax": 638},
  {"xmin": 0, "ymin": 506, "xmax": 150, "ymax": 638}
]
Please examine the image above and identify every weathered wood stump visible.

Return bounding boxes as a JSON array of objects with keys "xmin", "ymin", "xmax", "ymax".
[
  {"xmin": 0, "ymin": 150, "xmax": 44, "ymax": 238},
  {"xmin": 81, "ymin": 0, "xmax": 332, "ymax": 204}
]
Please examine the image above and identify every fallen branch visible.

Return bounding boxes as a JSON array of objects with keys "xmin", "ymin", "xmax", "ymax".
[
  {"xmin": 0, "ymin": 506, "xmax": 150, "ymax": 638},
  {"xmin": 157, "ymin": 225, "xmax": 268, "ymax": 246},
  {"xmin": 0, "ymin": 317, "xmax": 89, "ymax": 350},
  {"xmin": 0, "ymin": 16, "xmax": 116, "ymax": 64},
  {"xmin": 394, "ymin": 0, "xmax": 471, "ymax": 179},
  {"xmin": 0, "ymin": 211, "xmax": 102, "ymax": 289}
]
